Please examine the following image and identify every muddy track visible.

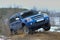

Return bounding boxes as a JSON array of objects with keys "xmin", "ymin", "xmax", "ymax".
[{"xmin": 10, "ymin": 32, "xmax": 60, "ymax": 40}]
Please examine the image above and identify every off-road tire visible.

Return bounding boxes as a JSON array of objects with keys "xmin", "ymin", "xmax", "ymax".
[
  {"xmin": 23, "ymin": 25, "xmax": 33, "ymax": 34},
  {"xmin": 23, "ymin": 25, "xmax": 30, "ymax": 34},
  {"xmin": 43, "ymin": 23, "xmax": 50, "ymax": 31}
]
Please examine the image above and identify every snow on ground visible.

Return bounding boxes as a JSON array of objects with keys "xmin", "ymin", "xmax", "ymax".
[
  {"xmin": 0, "ymin": 35, "xmax": 11, "ymax": 40},
  {"xmin": 37, "ymin": 26, "xmax": 60, "ymax": 32}
]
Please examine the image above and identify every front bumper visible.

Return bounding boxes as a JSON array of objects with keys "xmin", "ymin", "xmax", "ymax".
[{"xmin": 28, "ymin": 20, "xmax": 49, "ymax": 30}]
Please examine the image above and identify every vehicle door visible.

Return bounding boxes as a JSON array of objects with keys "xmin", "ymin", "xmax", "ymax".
[{"xmin": 9, "ymin": 15, "xmax": 22, "ymax": 30}]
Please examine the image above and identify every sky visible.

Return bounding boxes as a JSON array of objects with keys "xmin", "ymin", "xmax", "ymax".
[{"xmin": 0, "ymin": 0, "xmax": 60, "ymax": 12}]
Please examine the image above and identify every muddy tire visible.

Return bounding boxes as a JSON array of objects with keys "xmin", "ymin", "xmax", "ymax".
[
  {"xmin": 43, "ymin": 23, "xmax": 50, "ymax": 31},
  {"xmin": 43, "ymin": 26, "xmax": 50, "ymax": 31},
  {"xmin": 23, "ymin": 25, "xmax": 33, "ymax": 34},
  {"xmin": 23, "ymin": 25, "xmax": 30, "ymax": 34},
  {"xmin": 10, "ymin": 29, "xmax": 18, "ymax": 35}
]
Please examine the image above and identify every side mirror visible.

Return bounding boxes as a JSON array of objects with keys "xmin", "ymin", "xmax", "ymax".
[{"xmin": 16, "ymin": 18, "xmax": 19, "ymax": 20}]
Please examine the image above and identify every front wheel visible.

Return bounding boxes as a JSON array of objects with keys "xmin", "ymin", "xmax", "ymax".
[
  {"xmin": 43, "ymin": 26, "xmax": 50, "ymax": 31},
  {"xmin": 43, "ymin": 23, "xmax": 51, "ymax": 31},
  {"xmin": 23, "ymin": 25, "xmax": 30, "ymax": 34},
  {"xmin": 23, "ymin": 25, "xmax": 33, "ymax": 34}
]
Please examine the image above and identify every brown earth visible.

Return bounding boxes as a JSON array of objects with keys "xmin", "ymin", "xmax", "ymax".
[{"xmin": 9, "ymin": 32, "xmax": 60, "ymax": 40}]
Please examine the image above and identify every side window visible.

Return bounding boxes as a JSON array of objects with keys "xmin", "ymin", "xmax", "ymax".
[
  {"xmin": 10, "ymin": 18, "xmax": 16, "ymax": 23},
  {"xmin": 9, "ymin": 16, "xmax": 20, "ymax": 23},
  {"xmin": 10, "ymin": 16, "xmax": 20, "ymax": 23}
]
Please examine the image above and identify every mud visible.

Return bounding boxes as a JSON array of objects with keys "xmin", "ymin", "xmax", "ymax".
[{"xmin": 10, "ymin": 32, "xmax": 60, "ymax": 40}]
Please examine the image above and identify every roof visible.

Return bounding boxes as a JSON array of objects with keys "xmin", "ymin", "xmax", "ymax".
[{"xmin": 9, "ymin": 10, "xmax": 29, "ymax": 19}]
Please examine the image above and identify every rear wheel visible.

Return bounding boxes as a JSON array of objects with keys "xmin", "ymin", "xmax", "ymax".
[{"xmin": 10, "ymin": 29, "xmax": 18, "ymax": 35}]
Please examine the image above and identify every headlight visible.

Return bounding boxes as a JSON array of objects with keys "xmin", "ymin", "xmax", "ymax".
[
  {"xmin": 46, "ymin": 17, "xmax": 49, "ymax": 20},
  {"xmin": 25, "ymin": 18, "xmax": 32, "ymax": 22},
  {"xmin": 30, "ymin": 23, "xmax": 33, "ymax": 25},
  {"xmin": 39, "ymin": 11, "xmax": 41, "ymax": 14},
  {"xmin": 43, "ymin": 13, "xmax": 49, "ymax": 20},
  {"xmin": 39, "ymin": 11, "xmax": 43, "ymax": 15}
]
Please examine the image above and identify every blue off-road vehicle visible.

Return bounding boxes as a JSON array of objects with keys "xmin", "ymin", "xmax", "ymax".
[{"xmin": 9, "ymin": 10, "xmax": 51, "ymax": 34}]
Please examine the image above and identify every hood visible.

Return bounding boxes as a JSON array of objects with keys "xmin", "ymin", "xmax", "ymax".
[{"xmin": 22, "ymin": 14, "xmax": 44, "ymax": 23}]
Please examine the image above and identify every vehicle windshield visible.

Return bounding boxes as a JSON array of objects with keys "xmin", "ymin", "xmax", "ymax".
[{"xmin": 21, "ymin": 10, "xmax": 38, "ymax": 18}]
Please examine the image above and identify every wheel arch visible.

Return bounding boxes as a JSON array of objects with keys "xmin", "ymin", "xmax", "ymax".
[{"xmin": 22, "ymin": 23, "xmax": 25, "ymax": 27}]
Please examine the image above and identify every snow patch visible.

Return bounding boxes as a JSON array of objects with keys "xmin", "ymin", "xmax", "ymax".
[{"xmin": 36, "ymin": 26, "xmax": 60, "ymax": 32}]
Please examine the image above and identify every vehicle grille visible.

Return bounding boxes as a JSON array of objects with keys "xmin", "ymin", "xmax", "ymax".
[{"xmin": 32, "ymin": 20, "xmax": 44, "ymax": 26}]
